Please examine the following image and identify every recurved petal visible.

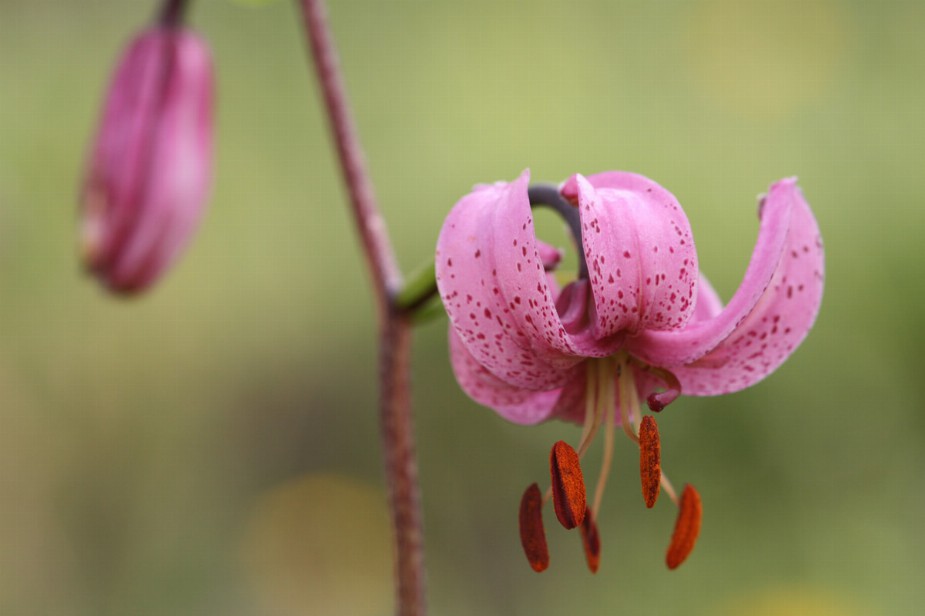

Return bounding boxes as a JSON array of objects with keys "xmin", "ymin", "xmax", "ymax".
[
  {"xmin": 628, "ymin": 178, "xmax": 806, "ymax": 367},
  {"xmin": 449, "ymin": 330, "xmax": 580, "ymax": 425},
  {"xmin": 692, "ymin": 272, "xmax": 723, "ymax": 322},
  {"xmin": 566, "ymin": 173, "xmax": 699, "ymax": 340},
  {"xmin": 656, "ymin": 180, "xmax": 823, "ymax": 394},
  {"xmin": 437, "ymin": 170, "xmax": 604, "ymax": 391}
]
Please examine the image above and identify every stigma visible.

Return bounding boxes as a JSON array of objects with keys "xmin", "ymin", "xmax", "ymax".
[{"xmin": 517, "ymin": 354, "xmax": 702, "ymax": 573}]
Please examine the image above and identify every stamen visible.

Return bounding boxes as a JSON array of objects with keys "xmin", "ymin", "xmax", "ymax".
[
  {"xmin": 660, "ymin": 471, "xmax": 679, "ymax": 506},
  {"xmin": 666, "ymin": 484, "xmax": 702, "ymax": 570},
  {"xmin": 579, "ymin": 506, "xmax": 601, "ymax": 573},
  {"xmin": 639, "ymin": 415, "xmax": 661, "ymax": 508},
  {"xmin": 576, "ymin": 361, "xmax": 601, "ymax": 458},
  {"xmin": 550, "ymin": 440, "xmax": 587, "ymax": 529},
  {"xmin": 617, "ymin": 357, "xmax": 640, "ymax": 445},
  {"xmin": 591, "ymin": 357, "xmax": 617, "ymax": 517},
  {"xmin": 519, "ymin": 483, "xmax": 550, "ymax": 572}
]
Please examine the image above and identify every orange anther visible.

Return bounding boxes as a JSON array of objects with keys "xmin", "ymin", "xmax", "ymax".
[
  {"xmin": 550, "ymin": 440, "xmax": 587, "ymax": 530},
  {"xmin": 579, "ymin": 506, "xmax": 601, "ymax": 573},
  {"xmin": 519, "ymin": 483, "xmax": 549, "ymax": 572},
  {"xmin": 639, "ymin": 416, "xmax": 661, "ymax": 508},
  {"xmin": 666, "ymin": 484, "xmax": 702, "ymax": 570}
]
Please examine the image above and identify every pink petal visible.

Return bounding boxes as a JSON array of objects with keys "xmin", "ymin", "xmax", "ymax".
[
  {"xmin": 627, "ymin": 178, "xmax": 803, "ymax": 367},
  {"xmin": 436, "ymin": 171, "xmax": 618, "ymax": 391},
  {"xmin": 692, "ymin": 273, "xmax": 723, "ymax": 322},
  {"xmin": 566, "ymin": 173, "xmax": 699, "ymax": 341},
  {"xmin": 437, "ymin": 171, "xmax": 576, "ymax": 390},
  {"xmin": 449, "ymin": 331, "xmax": 583, "ymax": 425},
  {"xmin": 657, "ymin": 180, "xmax": 823, "ymax": 394}
]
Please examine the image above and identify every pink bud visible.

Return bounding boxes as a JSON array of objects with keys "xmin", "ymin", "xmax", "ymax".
[{"xmin": 80, "ymin": 25, "xmax": 214, "ymax": 295}]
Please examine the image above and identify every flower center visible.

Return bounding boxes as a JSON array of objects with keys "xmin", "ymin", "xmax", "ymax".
[{"xmin": 517, "ymin": 353, "xmax": 702, "ymax": 573}]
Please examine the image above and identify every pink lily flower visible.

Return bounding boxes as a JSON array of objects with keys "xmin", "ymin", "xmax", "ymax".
[
  {"xmin": 435, "ymin": 169, "xmax": 823, "ymax": 572},
  {"xmin": 80, "ymin": 24, "xmax": 214, "ymax": 295}
]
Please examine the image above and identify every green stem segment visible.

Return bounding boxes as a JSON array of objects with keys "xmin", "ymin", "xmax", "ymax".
[{"xmin": 394, "ymin": 262, "xmax": 438, "ymax": 314}]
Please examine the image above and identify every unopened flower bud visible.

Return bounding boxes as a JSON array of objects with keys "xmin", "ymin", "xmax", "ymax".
[{"xmin": 80, "ymin": 24, "xmax": 214, "ymax": 295}]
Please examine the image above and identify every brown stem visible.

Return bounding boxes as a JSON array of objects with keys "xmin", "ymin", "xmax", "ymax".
[
  {"xmin": 380, "ymin": 312, "xmax": 425, "ymax": 616},
  {"xmin": 297, "ymin": 0, "xmax": 401, "ymax": 311},
  {"xmin": 296, "ymin": 1, "xmax": 426, "ymax": 615}
]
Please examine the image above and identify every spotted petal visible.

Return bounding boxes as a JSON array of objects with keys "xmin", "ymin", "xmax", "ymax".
[
  {"xmin": 636, "ymin": 179, "xmax": 824, "ymax": 394},
  {"xmin": 436, "ymin": 170, "xmax": 614, "ymax": 391},
  {"xmin": 565, "ymin": 173, "xmax": 699, "ymax": 341},
  {"xmin": 692, "ymin": 273, "xmax": 723, "ymax": 322},
  {"xmin": 448, "ymin": 330, "xmax": 586, "ymax": 425}
]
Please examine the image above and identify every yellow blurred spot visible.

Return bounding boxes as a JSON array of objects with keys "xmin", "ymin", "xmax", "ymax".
[
  {"xmin": 239, "ymin": 473, "xmax": 392, "ymax": 616},
  {"xmin": 684, "ymin": 0, "xmax": 848, "ymax": 119},
  {"xmin": 718, "ymin": 587, "xmax": 862, "ymax": 616}
]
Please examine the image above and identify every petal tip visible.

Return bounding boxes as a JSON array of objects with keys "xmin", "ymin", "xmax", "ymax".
[
  {"xmin": 560, "ymin": 173, "xmax": 594, "ymax": 207},
  {"xmin": 559, "ymin": 175, "xmax": 579, "ymax": 204},
  {"xmin": 769, "ymin": 176, "xmax": 800, "ymax": 194}
]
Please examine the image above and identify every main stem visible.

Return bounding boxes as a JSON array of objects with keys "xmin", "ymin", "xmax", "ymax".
[
  {"xmin": 380, "ymin": 311, "xmax": 424, "ymax": 614},
  {"xmin": 297, "ymin": 1, "xmax": 426, "ymax": 615}
]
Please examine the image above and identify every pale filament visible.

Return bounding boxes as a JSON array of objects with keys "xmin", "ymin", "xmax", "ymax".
[
  {"xmin": 660, "ymin": 472, "xmax": 679, "ymax": 506},
  {"xmin": 617, "ymin": 355, "xmax": 640, "ymax": 445},
  {"xmin": 543, "ymin": 358, "xmax": 607, "ymax": 505},
  {"xmin": 591, "ymin": 356, "xmax": 618, "ymax": 517},
  {"xmin": 577, "ymin": 359, "xmax": 603, "ymax": 458},
  {"xmin": 542, "ymin": 354, "xmax": 682, "ymax": 510}
]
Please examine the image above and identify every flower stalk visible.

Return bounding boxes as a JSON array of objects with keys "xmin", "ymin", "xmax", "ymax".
[
  {"xmin": 296, "ymin": 1, "xmax": 426, "ymax": 614},
  {"xmin": 158, "ymin": 0, "xmax": 188, "ymax": 26}
]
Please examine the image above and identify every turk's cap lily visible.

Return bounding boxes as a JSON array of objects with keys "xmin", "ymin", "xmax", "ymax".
[
  {"xmin": 80, "ymin": 24, "xmax": 214, "ymax": 295},
  {"xmin": 437, "ymin": 169, "xmax": 823, "ymax": 425},
  {"xmin": 435, "ymin": 169, "xmax": 823, "ymax": 572}
]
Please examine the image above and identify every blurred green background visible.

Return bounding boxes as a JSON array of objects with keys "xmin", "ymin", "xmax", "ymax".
[{"xmin": 1, "ymin": 0, "xmax": 923, "ymax": 614}]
